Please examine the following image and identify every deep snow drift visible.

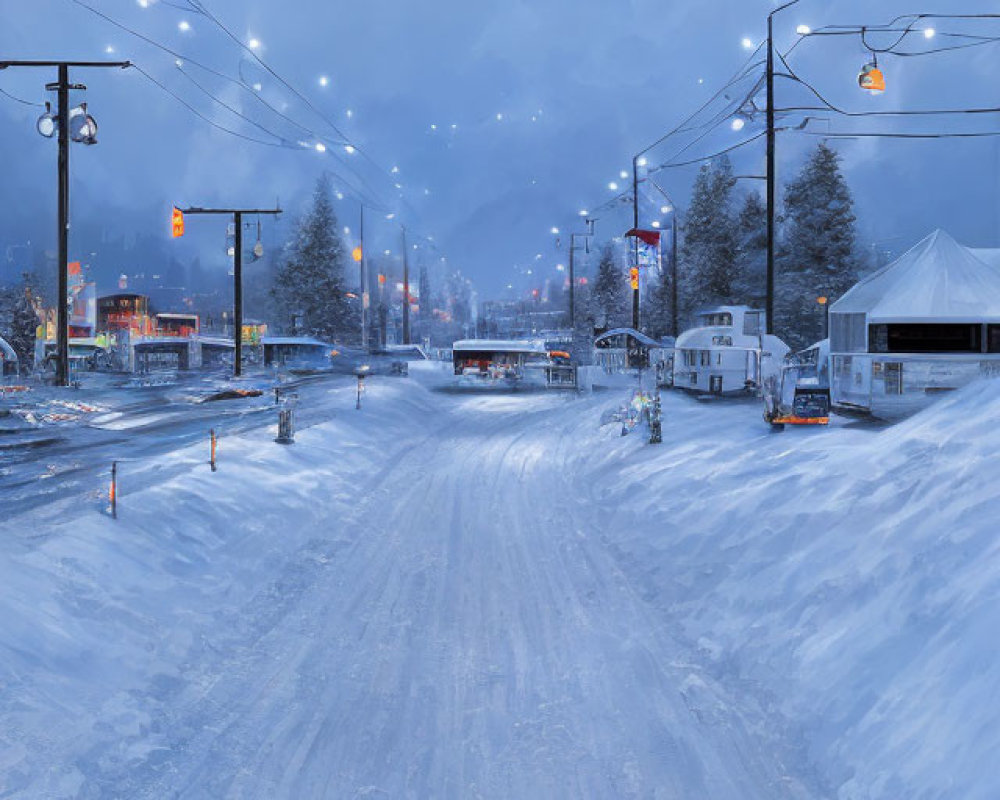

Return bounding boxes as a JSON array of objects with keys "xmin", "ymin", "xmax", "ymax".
[{"xmin": 1, "ymin": 369, "xmax": 999, "ymax": 798}]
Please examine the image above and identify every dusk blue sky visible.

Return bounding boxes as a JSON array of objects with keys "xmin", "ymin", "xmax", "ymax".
[{"xmin": 2, "ymin": 0, "xmax": 999, "ymax": 298}]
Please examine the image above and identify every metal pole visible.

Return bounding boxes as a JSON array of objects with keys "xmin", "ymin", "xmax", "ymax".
[
  {"xmin": 233, "ymin": 211, "xmax": 243, "ymax": 377},
  {"xmin": 671, "ymin": 213, "xmax": 679, "ymax": 337},
  {"xmin": 360, "ymin": 205, "xmax": 367, "ymax": 351},
  {"xmin": 56, "ymin": 64, "xmax": 70, "ymax": 387},
  {"xmin": 568, "ymin": 235, "xmax": 576, "ymax": 333},
  {"xmin": 766, "ymin": 12, "xmax": 776, "ymax": 336},
  {"xmin": 632, "ymin": 156, "xmax": 640, "ymax": 330},
  {"xmin": 402, "ymin": 227, "xmax": 410, "ymax": 344}
]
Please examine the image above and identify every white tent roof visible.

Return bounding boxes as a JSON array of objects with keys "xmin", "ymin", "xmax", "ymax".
[{"xmin": 830, "ymin": 229, "xmax": 1000, "ymax": 322}]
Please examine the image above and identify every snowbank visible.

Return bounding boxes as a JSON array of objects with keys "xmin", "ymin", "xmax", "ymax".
[
  {"xmin": 3, "ymin": 372, "xmax": 999, "ymax": 798},
  {"xmin": 583, "ymin": 378, "xmax": 1000, "ymax": 799}
]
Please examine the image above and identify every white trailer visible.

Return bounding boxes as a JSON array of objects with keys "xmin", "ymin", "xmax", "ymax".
[{"xmin": 672, "ymin": 306, "xmax": 789, "ymax": 395}]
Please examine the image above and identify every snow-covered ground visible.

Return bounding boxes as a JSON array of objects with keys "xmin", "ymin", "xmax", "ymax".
[{"xmin": 2, "ymin": 368, "xmax": 998, "ymax": 798}]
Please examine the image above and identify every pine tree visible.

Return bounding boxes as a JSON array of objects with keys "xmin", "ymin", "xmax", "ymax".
[
  {"xmin": 645, "ymin": 271, "xmax": 674, "ymax": 340},
  {"xmin": 7, "ymin": 273, "xmax": 39, "ymax": 373},
  {"xmin": 591, "ymin": 243, "xmax": 628, "ymax": 330},
  {"xmin": 678, "ymin": 156, "xmax": 738, "ymax": 326},
  {"xmin": 777, "ymin": 142, "xmax": 859, "ymax": 348},
  {"xmin": 271, "ymin": 175, "xmax": 354, "ymax": 342},
  {"xmin": 732, "ymin": 191, "xmax": 767, "ymax": 310}
]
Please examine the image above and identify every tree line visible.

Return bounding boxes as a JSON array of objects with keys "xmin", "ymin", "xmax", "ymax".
[{"xmin": 588, "ymin": 142, "xmax": 861, "ymax": 350}]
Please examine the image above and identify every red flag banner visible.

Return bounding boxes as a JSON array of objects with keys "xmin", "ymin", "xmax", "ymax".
[{"xmin": 625, "ymin": 228, "xmax": 661, "ymax": 247}]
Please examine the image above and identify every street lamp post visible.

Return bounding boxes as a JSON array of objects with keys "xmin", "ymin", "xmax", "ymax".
[
  {"xmin": 401, "ymin": 226, "xmax": 411, "ymax": 344},
  {"xmin": 178, "ymin": 206, "xmax": 282, "ymax": 378},
  {"xmin": 0, "ymin": 59, "xmax": 130, "ymax": 387},
  {"xmin": 567, "ymin": 219, "xmax": 595, "ymax": 336},
  {"xmin": 766, "ymin": 0, "xmax": 803, "ymax": 336},
  {"xmin": 631, "ymin": 156, "xmax": 641, "ymax": 329}
]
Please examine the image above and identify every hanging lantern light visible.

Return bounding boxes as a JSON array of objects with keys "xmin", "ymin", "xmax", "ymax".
[
  {"xmin": 858, "ymin": 57, "xmax": 885, "ymax": 93},
  {"xmin": 36, "ymin": 102, "xmax": 57, "ymax": 138},
  {"xmin": 69, "ymin": 103, "xmax": 99, "ymax": 144}
]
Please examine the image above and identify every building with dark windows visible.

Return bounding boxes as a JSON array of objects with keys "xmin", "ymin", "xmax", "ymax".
[{"xmin": 829, "ymin": 230, "xmax": 1000, "ymax": 419}]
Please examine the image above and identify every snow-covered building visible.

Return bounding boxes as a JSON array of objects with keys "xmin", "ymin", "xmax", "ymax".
[
  {"xmin": 593, "ymin": 328, "xmax": 668, "ymax": 372},
  {"xmin": 829, "ymin": 230, "xmax": 1000, "ymax": 419},
  {"xmin": 672, "ymin": 306, "xmax": 789, "ymax": 395}
]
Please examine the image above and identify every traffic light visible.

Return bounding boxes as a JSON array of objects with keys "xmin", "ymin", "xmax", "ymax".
[
  {"xmin": 629, "ymin": 266, "xmax": 639, "ymax": 290},
  {"xmin": 171, "ymin": 207, "xmax": 185, "ymax": 238}
]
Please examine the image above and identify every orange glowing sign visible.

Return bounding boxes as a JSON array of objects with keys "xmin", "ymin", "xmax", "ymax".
[
  {"xmin": 352, "ymin": 246, "xmax": 363, "ymax": 262},
  {"xmin": 378, "ymin": 273, "xmax": 387, "ymax": 285},
  {"xmin": 171, "ymin": 207, "xmax": 185, "ymax": 238},
  {"xmin": 629, "ymin": 266, "xmax": 639, "ymax": 290}
]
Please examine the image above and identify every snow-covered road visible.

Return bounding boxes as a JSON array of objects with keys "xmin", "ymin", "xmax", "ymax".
[
  {"xmin": 5, "ymin": 369, "xmax": 1000, "ymax": 799},
  {"xmin": 140, "ymin": 392, "xmax": 803, "ymax": 799},
  {"xmin": 1, "ymin": 373, "xmax": 813, "ymax": 798}
]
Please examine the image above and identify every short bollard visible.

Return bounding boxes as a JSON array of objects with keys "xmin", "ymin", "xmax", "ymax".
[
  {"xmin": 649, "ymin": 390, "xmax": 663, "ymax": 445},
  {"xmin": 276, "ymin": 408, "xmax": 295, "ymax": 444},
  {"xmin": 109, "ymin": 461, "xmax": 118, "ymax": 519},
  {"xmin": 356, "ymin": 375, "xmax": 365, "ymax": 410},
  {"xmin": 210, "ymin": 428, "xmax": 218, "ymax": 471}
]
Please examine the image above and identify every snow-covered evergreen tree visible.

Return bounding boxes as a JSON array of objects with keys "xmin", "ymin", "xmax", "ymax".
[
  {"xmin": 590, "ymin": 243, "xmax": 628, "ymax": 330},
  {"xmin": 645, "ymin": 269, "xmax": 674, "ymax": 340},
  {"xmin": 678, "ymin": 156, "xmax": 738, "ymax": 326},
  {"xmin": 732, "ymin": 191, "xmax": 767, "ymax": 310},
  {"xmin": 2, "ymin": 273, "xmax": 39, "ymax": 373},
  {"xmin": 777, "ymin": 142, "xmax": 859, "ymax": 348},
  {"xmin": 271, "ymin": 175, "xmax": 355, "ymax": 342}
]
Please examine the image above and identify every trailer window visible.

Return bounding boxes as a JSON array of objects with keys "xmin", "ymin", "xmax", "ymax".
[
  {"xmin": 700, "ymin": 350, "xmax": 711, "ymax": 366},
  {"xmin": 743, "ymin": 312, "xmax": 762, "ymax": 336},
  {"xmin": 701, "ymin": 312, "xmax": 732, "ymax": 327},
  {"xmin": 884, "ymin": 362, "xmax": 902, "ymax": 394},
  {"xmin": 870, "ymin": 323, "xmax": 982, "ymax": 353}
]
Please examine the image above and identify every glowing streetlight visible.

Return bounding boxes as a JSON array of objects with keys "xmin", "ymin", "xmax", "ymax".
[
  {"xmin": 923, "ymin": 27, "xmax": 936, "ymax": 39},
  {"xmin": 741, "ymin": 37, "xmax": 754, "ymax": 49},
  {"xmin": 550, "ymin": 226, "xmax": 560, "ymax": 235},
  {"xmin": 660, "ymin": 205, "xmax": 672, "ymax": 214},
  {"xmin": 344, "ymin": 144, "xmax": 356, "ymax": 154},
  {"xmin": 731, "ymin": 117, "xmax": 746, "ymax": 131},
  {"xmin": 651, "ymin": 221, "xmax": 661, "ymax": 229},
  {"xmin": 608, "ymin": 181, "xmax": 619, "ymax": 191},
  {"xmin": 319, "ymin": 75, "xmax": 329, "ymax": 87},
  {"xmin": 248, "ymin": 37, "xmax": 261, "ymax": 50},
  {"xmin": 619, "ymin": 170, "xmax": 629, "ymax": 179},
  {"xmin": 578, "ymin": 209, "xmax": 588, "ymax": 217},
  {"xmin": 314, "ymin": 142, "xmax": 326, "ymax": 153},
  {"xmin": 796, "ymin": 24, "xmax": 811, "ymax": 35},
  {"xmin": 178, "ymin": 20, "xmax": 191, "ymax": 32},
  {"xmin": 556, "ymin": 263, "xmax": 566, "ymax": 271},
  {"xmin": 636, "ymin": 156, "xmax": 648, "ymax": 167}
]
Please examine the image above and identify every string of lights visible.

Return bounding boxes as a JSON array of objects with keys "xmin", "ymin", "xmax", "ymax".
[{"xmin": 65, "ymin": 0, "xmax": 410, "ymax": 217}]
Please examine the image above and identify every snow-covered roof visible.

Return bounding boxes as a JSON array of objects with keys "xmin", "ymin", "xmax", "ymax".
[
  {"xmin": 831, "ymin": 230, "xmax": 1000, "ymax": 322},
  {"xmin": 593, "ymin": 328, "xmax": 663, "ymax": 348},
  {"xmin": 452, "ymin": 339, "xmax": 548, "ymax": 354}
]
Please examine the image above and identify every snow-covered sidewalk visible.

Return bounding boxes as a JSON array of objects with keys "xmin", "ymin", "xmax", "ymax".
[{"xmin": 2, "ymin": 373, "xmax": 999, "ymax": 798}]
